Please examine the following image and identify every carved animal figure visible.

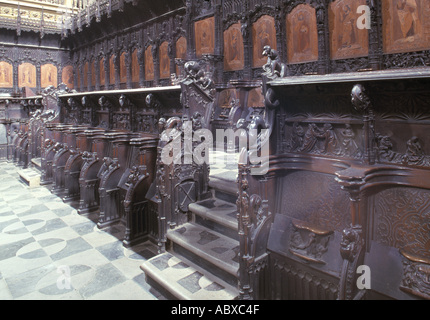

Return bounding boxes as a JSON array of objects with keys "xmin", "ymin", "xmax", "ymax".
[{"xmin": 262, "ymin": 45, "xmax": 286, "ymax": 78}]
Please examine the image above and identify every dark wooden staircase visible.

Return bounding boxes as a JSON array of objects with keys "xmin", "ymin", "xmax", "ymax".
[{"xmin": 140, "ymin": 152, "xmax": 240, "ymax": 300}]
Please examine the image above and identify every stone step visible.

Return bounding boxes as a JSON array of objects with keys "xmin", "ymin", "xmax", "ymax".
[
  {"xmin": 189, "ymin": 197, "xmax": 238, "ymax": 241},
  {"xmin": 208, "ymin": 176, "xmax": 238, "ymax": 203},
  {"xmin": 31, "ymin": 157, "xmax": 42, "ymax": 173},
  {"xmin": 141, "ymin": 252, "xmax": 238, "ymax": 300},
  {"xmin": 18, "ymin": 168, "xmax": 41, "ymax": 188},
  {"xmin": 167, "ymin": 222, "xmax": 239, "ymax": 288}
]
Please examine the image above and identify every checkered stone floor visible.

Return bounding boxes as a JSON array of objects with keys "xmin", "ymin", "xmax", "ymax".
[{"xmin": 0, "ymin": 162, "xmax": 164, "ymax": 300}]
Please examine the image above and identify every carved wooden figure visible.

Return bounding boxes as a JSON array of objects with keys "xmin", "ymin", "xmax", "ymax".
[{"xmin": 287, "ymin": 4, "xmax": 319, "ymax": 64}]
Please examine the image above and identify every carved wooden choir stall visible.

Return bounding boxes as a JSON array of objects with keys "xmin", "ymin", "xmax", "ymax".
[{"xmin": 1, "ymin": 0, "xmax": 430, "ymax": 300}]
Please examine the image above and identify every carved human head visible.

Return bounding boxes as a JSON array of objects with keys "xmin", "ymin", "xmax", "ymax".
[
  {"xmin": 98, "ymin": 96, "xmax": 106, "ymax": 107},
  {"xmin": 67, "ymin": 97, "xmax": 74, "ymax": 107},
  {"xmin": 262, "ymin": 45, "xmax": 272, "ymax": 57},
  {"xmin": 119, "ymin": 94, "xmax": 127, "ymax": 108},
  {"xmin": 351, "ymin": 84, "xmax": 370, "ymax": 112}
]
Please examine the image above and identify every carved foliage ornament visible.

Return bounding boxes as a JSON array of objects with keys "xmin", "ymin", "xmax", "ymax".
[{"xmin": 375, "ymin": 187, "xmax": 430, "ymax": 260}]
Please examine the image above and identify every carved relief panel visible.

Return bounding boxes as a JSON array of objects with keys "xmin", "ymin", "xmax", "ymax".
[
  {"xmin": 287, "ymin": 4, "xmax": 319, "ymax": 64},
  {"xmin": 329, "ymin": 0, "xmax": 369, "ymax": 60},
  {"xmin": 145, "ymin": 45, "xmax": 155, "ymax": 81},
  {"xmin": 374, "ymin": 187, "xmax": 430, "ymax": 260},
  {"xmin": 289, "ymin": 219, "xmax": 334, "ymax": 265},
  {"xmin": 132, "ymin": 49, "xmax": 140, "ymax": 83},
  {"xmin": 280, "ymin": 121, "xmax": 363, "ymax": 160},
  {"xmin": 136, "ymin": 112, "xmax": 158, "ymax": 134},
  {"xmin": 195, "ymin": 16, "xmax": 215, "ymax": 58},
  {"xmin": 252, "ymin": 15, "xmax": 277, "ymax": 68},
  {"xmin": 83, "ymin": 62, "xmax": 89, "ymax": 88},
  {"xmin": 224, "ymin": 22, "xmax": 245, "ymax": 71},
  {"xmin": 0, "ymin": 61, "xmax": 13, "ymax": 88},
  {"xmin": 176, "ymin": 36, "xmax": 187, "ymax": 75},
  {"xmin": 217, "ymin": 88, "xmax": 236, "ymax": 119},
  {"xmin": 280, "ymin": 171, "xmax": 351, "ymax": 232},
  {"xmin": 159, "ymin": 41, "xmax": 171, "ymax": 79},
  {"xmin": 382, "ymin": 0, "xmax": 430, "ymax": 54},
  {"xmin": 100, "ymin": 58, "xmax": 105, "ymax": 86},
  {"xmin": 77, "ymin": 66, "xmax": 81, "ymax": 89},
  {"xmin": 41, "ymin": 64, "xmax": 58, "ymax": 88},
  {"xmin": 109, "ymin": 55, "xmax": 115, "ymax": 84},
  {"xmin": 112, "ymin": 112, "xmax": 130, "ymax": 130},
  {"xmin": 120, "ymin": 52, "xmax": 127, "ymax": 84},
  {"xmin": 18, "ymin": 62, "xmax": 36, "ymax": 88},
  {"xmin": 247, "ymin": 87, "xmax": 265, "ymax": 108},
  {"xmin": 91, "ymin": 61, "xmax": 96, "ymax": 87}
]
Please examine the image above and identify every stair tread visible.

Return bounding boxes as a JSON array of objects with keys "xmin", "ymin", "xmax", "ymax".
[
  {"xmin": 167, "ymin": 222, "xmax": 239, "ymax": 276},
  {"xmin": 208, "ymin": 150, "xmax": 239, "ymax": 190},
  {"xmin": 31, "ymin": 157, "xmax": 42, "ymax": 167},
  {"xmin": 189, "ymin": 198, "xmax": 237, "ymax": 231},
  {"xmin": 208, "ymin": 176, "xmax": 238, "ymax": 194},
  {"xmin": 141, "ymin": 252, "xmax": 238, "ymax": 300},
  {"xmin": 18, "ymin": 168, "xmax": 41, "ymax": 188}
]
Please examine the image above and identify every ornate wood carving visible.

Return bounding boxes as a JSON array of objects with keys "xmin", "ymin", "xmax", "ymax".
[
  {"xmin": 400, "ymin": 250, "xmax": 430, "ymax": 299},
  {"xmin": 382, "ymin": 0, "xmax": 430, "ymax": 54},
  {"xmin": 252, "ymin": 15, "xmax": 277, "ymax": 68},
  {"xmin": 237, "ymin": 157, "xmax": 273, "ymax": 300},
  {"xmin": 145, "ymin": 45, "xmax": 155, "ymax": 81},
  {"xmin": 289, "ymin": 219, "xmax": 333, "ymax": 264},
  {"xmin": 375, "ymin": 187, "xmax": 430, "ymax": 260},
  {"xmin": 62, "ymin": 65, "xmax": 74, "ymax": 89},
  {"xmin": 120, "ymin": 51, "xmax": 127, "ymax": 84},
  {"xmin": 0, "ymin": 61, "xmax": 13, "ymax": 88},
  {"xmin": 131, "ymin": 49, "xmax": 140, "ymax": 83},
  {"xmin": 109, "ymin": 54, "xmax": 115, "ymax": 85},
  {"xmin": 338, "ymin": 226, "xmax": 364, "ymax": 300},
  {"xmin": 18, "ymin": 62, "xmax": 36, "ymax": 88},
  {"xmin": 280, "ymin": 171, "xmax": 351, "ymax": 232},
  {"xmin": 91, "ymin": 61, "xmax": 96, "ymax": 88},
  {"xmin": 247, "ymin": 87, "xmax": 264, "ymax": 108},
  {"xmin": 100, "ymin": 57, "xmax": 106, "ymax": 86},
  {"xmin": 271, "ymin": 255, "xmax": 339, "ymax": 299},
  {"xmin": 328, "ymin": 0, "xmax": 369, "ymax": 60},
  {"xmin": 286, "ymin": 4, "xmax": 319, "ymax": 64},
  {"xmin": 159, "ymin": 41, "xmax": 171, "ymax": 80},
  {"xmin": 224, "ymin": 22, "xmax": 245, "ymax": 71},
  {"xmin": 83, "ymin": 62, "xmax": 89, "ymax": 89},
  {"xmin": 195, "ymin": 16, "xmax": 215, "ymax": 58},
  {"xmin": 175, "ymin": 36, "xmax": 187, "ymax": 76}
]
